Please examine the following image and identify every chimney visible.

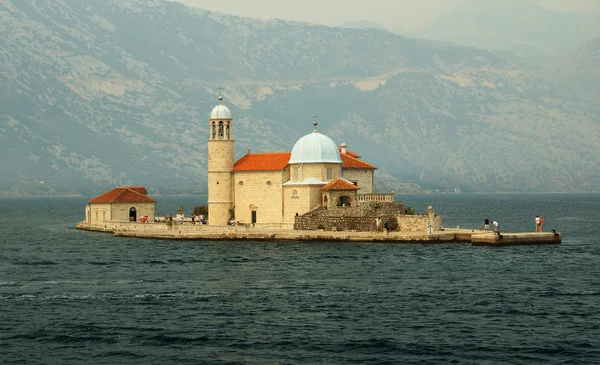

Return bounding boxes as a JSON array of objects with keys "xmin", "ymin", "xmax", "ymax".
[{"xmin": 340, "ymin": 143, "xmax": 347, "ymax": 155}]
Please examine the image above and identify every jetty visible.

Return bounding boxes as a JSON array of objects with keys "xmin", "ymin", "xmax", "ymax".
[{"xmin": 77, "ymin": 222, "xmax": 561, "ymax": 246}]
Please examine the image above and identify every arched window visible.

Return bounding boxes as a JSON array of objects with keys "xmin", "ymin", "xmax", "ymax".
[
  {"xmin": 323, "ymin": 195, "xmax": 329, "ymax": 206},
  {"xmin": 291, "ymin": 190, "xmax": 299, "ymax": 198},
  {"xmin": 218, "ymin": 121, "xmax": 224, "ymax": 139},
  {"xmin": 338, "ymin": 196, "xmax": 351, "ymax": 207},
  {"xmin": 226, "ymin": 122, "xmax": 231, "ymax": 139},
  {"xmin": 212, "ymin": 122, "xmax": 216, "ymax": 139}
]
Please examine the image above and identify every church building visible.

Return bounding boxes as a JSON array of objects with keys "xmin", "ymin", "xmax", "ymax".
[{"xmin": 207, "ymin": 95, "xmax": 399, "ymax": 229}]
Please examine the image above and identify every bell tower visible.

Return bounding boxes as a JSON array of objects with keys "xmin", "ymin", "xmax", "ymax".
[{"xmin": 207, "ymin": 90, "xmax": 234, "ymax": 225}]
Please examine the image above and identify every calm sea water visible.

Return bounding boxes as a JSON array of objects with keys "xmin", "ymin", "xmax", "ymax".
[{"xmin": 1, "ymin": 193, "xmax": 599, "ymax": 364}]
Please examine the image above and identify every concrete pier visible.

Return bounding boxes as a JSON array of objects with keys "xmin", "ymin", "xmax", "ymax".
[
  {"xmin": 77, "ymin": 222, "xmax": 561, "ymax": 245},
  {"xmin": 471, "ymin": 232, "xmax": 562, "ymax": 246}
]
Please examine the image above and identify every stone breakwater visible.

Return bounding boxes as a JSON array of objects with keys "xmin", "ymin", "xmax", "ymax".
[{"xmin": 77, "ymin": 222, "xmax": 561, "ymax": 246}]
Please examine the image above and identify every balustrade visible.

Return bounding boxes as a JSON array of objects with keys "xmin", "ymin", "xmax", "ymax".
[{"xmin": 357, "ymin": 193, "xmax": 395, "ymax": 203}]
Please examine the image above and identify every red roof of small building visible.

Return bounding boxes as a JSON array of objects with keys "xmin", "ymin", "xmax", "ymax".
[
  {"xmin": 233, "ymin": 152, "xmax": 291, "ymax": 171},
  {"xmin": 321, "ymin": 178, "xmax": 360, "ymax": 191},
  {"xmin": 127, "ymin": 186, "xmax": 148, "ymax": 194},
  {"xmin": 88, "ymin": 186, "xmax": 156, "ymax": 204},
  {"xmin": 340, "ymin": 153, "xmax": 377, "ymax": 169}
]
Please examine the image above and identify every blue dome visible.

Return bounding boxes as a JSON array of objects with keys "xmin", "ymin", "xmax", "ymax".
[{"xmin": 289, "ymin": 132, "xmax": 342, "ymax": 164}]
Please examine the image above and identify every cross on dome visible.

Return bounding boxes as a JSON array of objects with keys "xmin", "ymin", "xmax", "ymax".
[
  {"xmin": 312, "ymin": 114, "xmax": 318, "ymax": 133},
  {"xmin": 217, "ymin": 85, "xmax": 223, "ymax": 102}
]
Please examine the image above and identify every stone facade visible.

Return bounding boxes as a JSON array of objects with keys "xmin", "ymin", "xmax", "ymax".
[
  {"xmin": 88, "ymin": 203, "xmax": 111, "ymax": 224},
  {"xmin": 88, "ymin": 202, "xmax": 155, "ymax": 224},
  {"xmin": 234, "ymin": 170, "xmax": 285, "ymax": 226},
  {"xmin": 283, "ymin": 184, "xmax": 323, "ymax": 225},
  {"xmin": 342, "ymin": 169, "xmax": 374, "ymax": 194}
]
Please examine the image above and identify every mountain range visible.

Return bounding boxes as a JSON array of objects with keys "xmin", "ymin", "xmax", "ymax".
[
  {"xmin": 1, "ymin": 0, "xmax": 599, "ymax": 196},
  {"xmin": 413, "ymin": 0, "xmax": 600, "ymax": 54}
]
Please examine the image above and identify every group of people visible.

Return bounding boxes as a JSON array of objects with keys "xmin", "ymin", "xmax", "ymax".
[
  {"xmin": 370, "ymin": 217, "xmax": 391, "ymax": 235},
  {"xmin": 483, "ymin": 215, "xmax": 546, "ymax": 235},
  {"xmin": 535, "ymin": 215, "xmax": 545, "ymax": 233},
  {"xmin": 191, "ymin": 214, "xmax": 206, "ymax": 224},
  {"xmin": 483, "ymin": 217, "xmax": 500, "ymax": 235}
]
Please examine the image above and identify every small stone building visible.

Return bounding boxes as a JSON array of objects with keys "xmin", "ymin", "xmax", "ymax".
[
  {"xmin": 85, "ymin": 186, "xmax": 156, "ymax": 224},
  {"xmin": 294, "ymin": 177, "xmax": 406, "ymax": 231}
]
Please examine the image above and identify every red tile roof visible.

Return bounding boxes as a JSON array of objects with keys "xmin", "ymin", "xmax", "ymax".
[
  {"xmin": 340, "ymin": 153, "xmax": 377, "ymax": 169},
  {"xmin": 88, "ymin": 186, "xmax": 156, "ymax": 204},
  {"xmin": 321, "ymin": 178, "xmax": 360, "ymax": 191},
  {"xmin": 233, "ymin": 152, "xmax": 291, "ymax": 171},
  {"xmin": 338, "ymin": 147, "xmax": 361, "ymax": 158},
  {"xmin": 127, "ymin": 186, "xmax": 148, "ymax": 194}
]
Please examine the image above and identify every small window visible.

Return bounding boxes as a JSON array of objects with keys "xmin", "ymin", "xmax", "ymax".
[
  {"xmin": 327, "ymin": 168, "xmax": 333, "ymax": 180},
  {"xmin": 266, "ymin": 181, "xmax": 272, "ymax": 186},
  {"xmin": 239, "ymin": 181, "xmax": 244, "ymax": 185},
  {"xmin": 292, "ymin": 189, "xmax": 299, "ymax": 198}
]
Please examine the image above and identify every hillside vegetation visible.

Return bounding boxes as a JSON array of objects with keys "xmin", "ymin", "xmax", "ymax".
[{"xmin": 1, "ymin": 0, "xmax": 599, "ymax": 195}]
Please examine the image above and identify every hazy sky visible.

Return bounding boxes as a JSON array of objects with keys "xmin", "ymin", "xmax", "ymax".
[{"xmin": 170, "ymin": 0, "xmax": 600, "ymax": 31}]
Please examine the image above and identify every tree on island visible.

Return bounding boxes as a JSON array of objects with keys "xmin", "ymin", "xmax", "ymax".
[{"xmin": 192, "ymin": 205, "xmax": 208, "ymax": 217}]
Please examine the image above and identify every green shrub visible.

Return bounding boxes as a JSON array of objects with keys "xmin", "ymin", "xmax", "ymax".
[{"xmin": 387, "ymin": 216, "xmax": 399, "ymax": 231}]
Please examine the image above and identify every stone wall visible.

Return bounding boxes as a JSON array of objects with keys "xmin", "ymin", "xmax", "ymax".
[
  {"xmin": 396, "ymin": 209, "xmax": 443, "ymax": 233},
  {"xmin": 397, "ymin": 215, "xmax": 427, "ymax": 233},
  {"xmin": 294, "ymin": 215, "xmax": 376, "ymax": 231},
  {"xmin": 294, "ymin": 203, "xmax": 442, "ymax": 233},
  {"xmin": 322, "ymin": 200, "xmax": 405, "ymax": 218},
  {"xmin": 342, "ymin": 169, "xmax": 374, "ymax": 193},
  {"xmin": 293, "ymin": 201, "xmax": 405, "ymax": 231}
]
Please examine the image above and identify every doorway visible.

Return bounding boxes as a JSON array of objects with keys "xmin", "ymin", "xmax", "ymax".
[{"xmin": 129, "ymin": 207, "xmax": 137, "ymax": 222}]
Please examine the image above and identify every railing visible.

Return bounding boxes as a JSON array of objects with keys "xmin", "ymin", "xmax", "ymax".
[{"xmin": 357, "ymin": 193, "xmax": 395, "ymax": 203}]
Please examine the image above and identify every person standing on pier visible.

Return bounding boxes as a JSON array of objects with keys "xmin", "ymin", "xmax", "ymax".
[
  {"xmin": 535, "ymin": 215, "xmax": 541, "ymax": 232},
  {"xmin": 492, "ymin": 220, "xmax": 500, "ymax": 235},
  {"xmin": 540, "ymin": 216, "xmax": 545, "ymax": 232},
  {"xmin": 484, "ymin": 217, "xmax": 490, "ymax": 233}
]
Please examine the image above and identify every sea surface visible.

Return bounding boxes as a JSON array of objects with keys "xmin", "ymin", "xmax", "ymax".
[{"xmin": 1, "ymin": 193, "xmax": 599, "ymax": 364}]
